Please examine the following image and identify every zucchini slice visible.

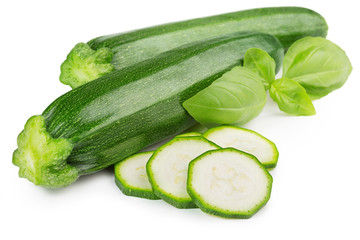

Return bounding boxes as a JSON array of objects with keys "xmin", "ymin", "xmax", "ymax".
[
  {"xmin": 176, "ymin": 132, "xmax": 202, "ymax": 137},
  {"xmin": 114, "ymin": 151, "xmax": 159, "ymax": 200},
  {"xmin": 203, "ymin": 126, "xmax": 278, "ymax": 168},
  {"xmin": 146, "ymin": 136, "xmax": 220, "ymax": 208},
  {"xmin": 187, "ymin": 148, "xmax": 273, "ymax": 219}
]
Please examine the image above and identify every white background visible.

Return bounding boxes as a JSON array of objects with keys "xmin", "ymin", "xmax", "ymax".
[{"xmin": 1, "ymin": 0, "xmax": 359, "ymax": 239}]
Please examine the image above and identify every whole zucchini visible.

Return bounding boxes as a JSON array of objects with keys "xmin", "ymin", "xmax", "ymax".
[
  {"xmin": 60, "ymin": 7, "xmax": 328, "ymax": 88},
  {"xmin": 13, "ymin": 32, "xmax": 283, "ymax": 188}
]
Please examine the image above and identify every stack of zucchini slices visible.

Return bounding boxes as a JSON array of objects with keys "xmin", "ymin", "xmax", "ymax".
[{"xmin": 114, "ymin": 125, "xmax": 278, "ymax": 219}]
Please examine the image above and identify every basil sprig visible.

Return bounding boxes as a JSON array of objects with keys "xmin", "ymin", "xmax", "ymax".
[
  {"xmin": 183, "ymin": 36, "xmax": 352, "ymax": 125},
  {"xmin": 246, "ymin": 37, "xmax": 351, "ymax": 116}
]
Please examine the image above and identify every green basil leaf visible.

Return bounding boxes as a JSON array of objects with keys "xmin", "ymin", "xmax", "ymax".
[
  {"xmin": 244, "ymin": 48, "xmax": 276, "ymax": 89},
  {"xmin": 183, "ymin": 66, "xmax": 266, "ymax": 126},
  {"xmin": 283, "ymin": 37, "xmax": 352, "ymax": 99},
  {"xmin": 270, "ymin": 78, "xmax": 316, "ymax": 116}
]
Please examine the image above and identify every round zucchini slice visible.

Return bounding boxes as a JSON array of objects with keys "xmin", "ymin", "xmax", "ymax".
[
  {"xmin": 146, "ymin": 136, "xmax": 219, "ymax": 208},
  {"xmin": 187, "ymin": 148, "xmax": 273, "ymax": 218},
  {"xmin": 114, "ymin": 151, "xmax": 159, "ymax": 200},
  {"xmin": 203, "ymin": 125, "xmax": 278, "ymax": 168}
]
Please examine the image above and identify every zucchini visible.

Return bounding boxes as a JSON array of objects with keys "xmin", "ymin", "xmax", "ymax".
[
  {"xmin": 114, "ymin": 151, "xmax": 159, "ymax": 200},
  {"xmin": 60, "ymin": 7, "xmax": 328, "ymax": 88},
  {"xmin": 13, "ymin": 31, "xmax": 284, "ymax": 188},
  {"xmin": 203, "ymin": 126, "xmax": 279, "ymax": 168},
  {"xmin": 187, "ymin": 148, "xmax": 273, "ymax": 219},
  {"xmin": 146, "ymin": 136, "xmax": 219, "ymax": 208}
]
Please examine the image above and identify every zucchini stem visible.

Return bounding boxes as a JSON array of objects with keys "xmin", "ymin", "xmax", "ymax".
[
  {"xmin": 12, "ymin": 115, "xmax": 78, "ymax": 188},
  {"xmin": 60, "ymin": 43, "xmax": 115, "ymax": 88}
]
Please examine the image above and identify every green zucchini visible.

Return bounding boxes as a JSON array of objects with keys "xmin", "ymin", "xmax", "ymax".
[
  {"xmin": 114, "ymin": 151, "xmax": 159, "ymax": 200},
  {"xmin": 187, "ymin": 148, "xmax": 273, "ymax": 219},
  {"xmin": 13, "ymin": 31, "xmax": 284, "ymax": 188},
  {"xmin": 60, "ymin": 7, "xmax": 328, "ymax": 88}
]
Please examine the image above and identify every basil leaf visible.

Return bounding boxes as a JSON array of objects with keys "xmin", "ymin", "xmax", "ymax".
[
  {"xmin": 283, "ymin": 37, "xmax": 352, "ymax": 99},
  {"xmin": 183, "ymin": 66, "xmax": 266, "ymax": 126},
  {"xmin": 244, "ymin": 48, "xmax": 276, "ymax": 89},
  {"xmin": 270, "ymin": 78, "xmax": 316, "ymax": 116}
]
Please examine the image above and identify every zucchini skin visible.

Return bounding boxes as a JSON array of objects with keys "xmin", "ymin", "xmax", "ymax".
[
  {"xmin": 88, "ymin": 7, "xmax": 327, "ymax": 70},
  {"xmin": 115, "ymin": 177, "xmax": 160, "ymax": 200},
  {"xmin": 43, "ymin": 32, "xmax": 284, "ymax": 175}
]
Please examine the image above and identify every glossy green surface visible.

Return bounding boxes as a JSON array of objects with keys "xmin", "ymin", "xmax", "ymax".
[
  {"xmin": 88, "ymin": 7, "xmax": 327, "ymax": 71},
  {"xmin": 42, "ymin": 32, "xmax": 283, "ymax": 176}
]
